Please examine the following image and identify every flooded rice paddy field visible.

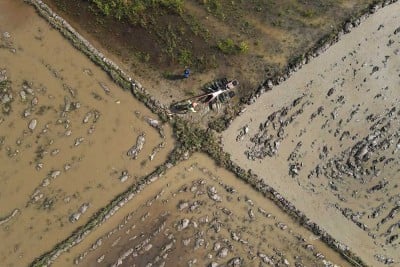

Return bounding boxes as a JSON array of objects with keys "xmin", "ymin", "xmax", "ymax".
[
  {"xmin": 56, "ymin": 153, "xmax": 349, "ymax": 267},
  {"xmin": 223, "ymin": 3, "xmax": 400, "ymax": 266},
  {"xmin": 0, "ymin": 1, "xmax": 173, "ymax": 266},
  {"xmin": 1, "ymin": 1, "xmax": 399, "ymax": 267}
]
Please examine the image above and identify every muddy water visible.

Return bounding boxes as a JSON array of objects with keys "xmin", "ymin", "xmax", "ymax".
[
  {"xmin": 222, "ymin": 2, "xmax": 400, "ymax": 266},
  {"xmin": 55, "ymin": 153, "xmax": 350, "ymax": 267},
  {"xmin": 0, "ymin": 1, "xmax": 173, "ymax": 266}
]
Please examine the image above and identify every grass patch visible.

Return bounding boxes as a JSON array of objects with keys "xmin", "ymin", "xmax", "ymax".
[
  {"xmin": 217, "ymin": 38, "xmax": 249, "ymax": 54},
  {"xmin": 90, "ymin": 0, "xmax": 184, "ymax": 24}
]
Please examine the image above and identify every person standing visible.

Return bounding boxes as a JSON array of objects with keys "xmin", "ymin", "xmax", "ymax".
[
  {"xmin": 187, "ymin": 100, "xmax": 197, "ymax": 113},
  {"xmin": 183, "ymin": 68, "xmax": 190, "ymax": 78}
]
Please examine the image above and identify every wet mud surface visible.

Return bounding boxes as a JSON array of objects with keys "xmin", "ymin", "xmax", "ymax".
[
  {"xmin": 223, "ymin": 3, "xmax": 400, "ymax": 266},
  {"xmin": 0, "ymin": 1, "xmax": 173, "ymax": 266},
  {"xmin": 56, "ymin": 153, "xmax": 349, "ymax": 267}
]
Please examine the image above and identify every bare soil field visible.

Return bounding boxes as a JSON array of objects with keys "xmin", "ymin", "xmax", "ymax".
[
  {"xmin": 222, "ymin": 3, "xmax": 400, "ymax": 266},
  {"xmin": 43, "ymin": 0, "xmax": 377, "ymax": 109},
  {"xmin": 55, "ymin": 153, "xmax": 350, "ymax": 267},
  {"xmin": 0, "ymin": 1, "xmax": 173, "ymax": 266}
]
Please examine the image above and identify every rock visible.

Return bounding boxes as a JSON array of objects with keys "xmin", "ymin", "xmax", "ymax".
[
  {"xmin": 119, "ymin": 171, "xmax": 130, "ymax": 183},
  {"xmin": 23, "ymin": 109, "xmax": 31, "ymax": 117},
  {"xmin": 266, "ymin": 80, "xmax": 273, "ymax": 89},
  {"xmin": 228, "ymin": 257, "xmax": 243, "ymax": 266},
  {"xmin": 50, "ymin": 170, "xmax": 61, "ymax": 179},
  {"xmin": 143, "ymin": 243, "xmax": 153, "ymax": 251},
  {"xmin": 82, "ymin": 111, "xmax": 92, "ymax": 123},
  {"xmin": 74, "ymin": 137, "xmax": 84, "ymax": 146},
  {"xmin": 248, "ymin": 209, "xmax": 255, "ymax": 219},
  {"xmin": 31, "ymin": 97, "xmax": 38, "ymax": 106},
  {"xmin": 178, "ymin": 201, "xmax": 189, "ymax": 210},
  {"xmin": 63, "ymin": 96, "xmax": 71, "ymax": 112},
  {"xmin": 41, "ymin": 178, "xmax": 50, "ymax": 187},
  {"xmin": 28, "ymin": 119, "xmax": 37, "ymax": 130},
  {"xmin": 1, "ymin": 94, "xmax": 11, "ymax": 104},
  {"xmin": 217, "ymin": 247, "xmax": 229, "ymax": 258},
  {"xmin": 36, "ymin": 163, "xmax": 43, "ymax": 170},
  {"xmin": 19, "ymin": 90, "xmax": 26, "ymax": 101},
  {"xmin": 207, "ymin": 186, "xmax": 222, "ymax": 202},
  {"xmin": 344, "ymin": 22, "xmax": 353, "ymax": 33},
  {"xmin": 371, "ymin": 66, "xmax": 379, "ymax": 74},
  {"xmin": 146, "ymin": 117, "xmax": 160, "ymax": 128},
  {"xmin": 183, "ymin": 238, "xmax": 191, "ymax": 246},
  {"xmin": 177, "ymin": 218, "xmax": 190, "ymax": 231},
  {"xmin": 213, "ymin": 242, "xmax": 221, "ymax": 252},
  {"xmin": 97, "ymin": 255, "xmax": 105, "ymax": 263},
  {"xmin": 277, "ymin": 222, "xmax": 288, "ymax": 230},
  {"xmin": 2, "ymin": 32, "xmax": 10, "ymax": 38},
  {"xmin": 194, "ymin": 238, "xmax": 205, "ymax": 249},
  {"xmin": 78, "ymin": 203, "xmax": 89, "ymax": 214},
  {"xmin": 64, "ymin": 164, "xmax": 71, "ymax": 171},
  {"xmin": 231, "ymin": 232, "xmax": 240, "ymax": 241},
  {"xmin": 69, "ymin": 212, "xmax": 81, "ymax": 223},
  {"xmin": 127, "ymin": 133, "xmax": 146, "ymax": 159},
  {"xmin": 208, "ymin": 262, "xmax": 219, "ymax": 267},
  {"xmin": 64, "ymin": 129, "xmax": 72, "ymax": 136}
]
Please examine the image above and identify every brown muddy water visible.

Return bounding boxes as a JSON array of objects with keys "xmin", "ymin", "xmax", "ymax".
[
  {"xmin": 0, "ymin": 1, "xmax": 173, "ymax": 266},
  {"xmin": 56, "ymin": 153, "xmax": 350, "ymax": 267}
]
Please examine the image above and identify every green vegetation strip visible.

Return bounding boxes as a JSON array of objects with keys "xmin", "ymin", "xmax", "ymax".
[
  {"xmin": 90, "ymin": 0, "xmax": 184, "ymax": 24},
  {"xmin": 26, "ymin": 0, "xmax": 398, "ymax": 266}
]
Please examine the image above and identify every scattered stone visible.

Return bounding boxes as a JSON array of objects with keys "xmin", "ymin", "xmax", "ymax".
[
  {"xmin": 127, "ymin": 133, "xmax": 145, "ymax": 159},
  {"xmin": 28, "ymin": 119, "xmax": 37, "ymax": 130},
  {"xmin": 217, "ymin": 247, "xmax": 229, "ymax": 258},
  {"xmin": 177, "ymin": 218, "xmax": 190, "ymax": 231},
  {"xmin": 119, "ymin": 171, "xmax": 130, "ymax": 183}
]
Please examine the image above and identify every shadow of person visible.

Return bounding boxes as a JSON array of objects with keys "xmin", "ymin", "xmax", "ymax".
[{"xmin": 164, "ymin": 73, "xmax": 185, "ymax": 80}]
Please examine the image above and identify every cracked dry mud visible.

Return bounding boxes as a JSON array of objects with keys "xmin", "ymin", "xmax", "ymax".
[
  {"xmin": 223, "ymin": 3, "xmax": 400, "ymax": 266},
  {"xmin": 0, "ymin": 1, "xmax": 173, "ymax": 266}
]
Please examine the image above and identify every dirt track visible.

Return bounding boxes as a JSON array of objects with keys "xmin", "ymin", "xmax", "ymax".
[{"xmin": 222, "ymin": 3, "xmax": 400, "ymax": 266}]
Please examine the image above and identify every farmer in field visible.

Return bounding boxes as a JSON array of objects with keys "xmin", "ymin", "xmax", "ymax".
[
  {"xmin": 187, "ymin": 100, "xmax": 198, "ymax": 113},
  {"xmin": 183, "ymin": 68, "xmax": 190, "ymax": 78}
]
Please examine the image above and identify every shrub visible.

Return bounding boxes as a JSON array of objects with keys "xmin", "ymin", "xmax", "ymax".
[{"xmin": 178, "ymin": 49, "xmax": 193, "ymax": 66}]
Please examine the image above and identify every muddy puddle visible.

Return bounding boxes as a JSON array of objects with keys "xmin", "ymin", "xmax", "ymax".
[
  {"xmin": 0, "ymin": 1, "xmax": 173, "ymax": 266},
  {"xmin": 55, "ymin": 153, "xmax": 349, "ymax": 267},
  {"xmin": 223, "ymin": 2, "xmax": 400, "ymax": 266}
]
